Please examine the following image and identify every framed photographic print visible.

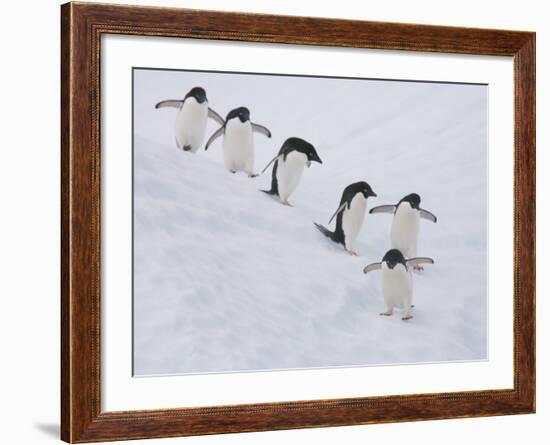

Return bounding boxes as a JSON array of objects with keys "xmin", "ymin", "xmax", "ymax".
[{"xmin": 61, "ymin": 2, "xmax": 535, "ymax": 443}]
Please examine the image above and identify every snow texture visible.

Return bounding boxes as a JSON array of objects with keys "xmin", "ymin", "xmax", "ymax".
[{"xmin": 133, "ymin": 68, "xmax": 487, "ymax": 376}]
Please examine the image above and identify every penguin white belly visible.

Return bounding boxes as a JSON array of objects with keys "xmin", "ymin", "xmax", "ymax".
[
  {"xmin": 223, "ymin": 120, "xmax": 254, "ymax": 173},
  {"xmin": 382, "ymin": 264, "xmax": 413, "ymax": 309},
  {"xmin": 342, "ymin": 194, "xmax": 367, "ymax": 249},
  {"xmin": 276, "ymin": 152, "xmax": 307, "ymax": 202},
  {"xmin": 391, "ymin": 204, "xmax": 420, "ymax": 258},
  {"xmin": 174, "ymin": 99, "xmax": 208, "ymax": 152}
]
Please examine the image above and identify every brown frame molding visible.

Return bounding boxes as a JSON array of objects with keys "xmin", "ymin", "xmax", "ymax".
[{"xmin": 61, "ymin": 2, "xmax": 536, "ymax": 443}]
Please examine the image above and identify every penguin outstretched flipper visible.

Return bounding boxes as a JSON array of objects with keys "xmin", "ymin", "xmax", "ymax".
[
  {"xmin": 205, "ymin": 126, "xmax": 224, "ymax": 150},
  {"xmin": 406, "ymin": 256, "xmax": 434, "ymax": 272},
  {"xmin": 370, "ymin": 205, "xmax": 396, "ymax": 215},
  {"xmin": 363, "ymin": 262, "xmax": 382, "ymax": 274},
  {"xmin": 406, "ymin": 257, "xmax": 435, "ymax": 268},
  {"xmin": 252, "ymin": 123, "xmax": 272, "ymax": 138},
  {"xmin": 419, "ymin": 208, "xmax": 437, "ymax": 223},
  {"xmin": 155, "ymin": 99, "xmax": 183, "ymax": 109},
  {"xmin": 261, "ymin": 155, "xmax": 279, "ymax": 175},
  {"xmin": 328, "ymin": 203, "xmax": 347, "ymax": 225},
  {"xmin": 208, "ymin": 108, "xmax": 225, "ymax": 125}
]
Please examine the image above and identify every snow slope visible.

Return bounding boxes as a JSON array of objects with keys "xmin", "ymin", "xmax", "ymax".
[{"xmin": 133, "ymin": 69, "xmax": 487, "ymax": 375}]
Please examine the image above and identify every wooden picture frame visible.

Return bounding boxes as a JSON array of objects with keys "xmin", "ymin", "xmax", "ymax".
[{"xmin": 61, "ymin": 2, "xmax": 535, "ymax": 442}]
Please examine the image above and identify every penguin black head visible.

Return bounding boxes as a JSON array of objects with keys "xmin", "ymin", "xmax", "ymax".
[
  {"xmin": 283, "ymin": 137, "xmax": 323, "ymax": 164},
  {"xmin": 359, "ymin": 182, "xmax": 377, "ymax": 199},
  {"xmin": 185, "ymin": 87, "xmax": 207, "ymax": 104},
  {"xmin": 345, "ymin": 181, "xmax": 377, "ymax": 199},
  {"xmin": 226, "ymin": 107, "xmax": 251, "ymax": 123},
  {"xmin": 382, "ymin": 249, "xmax": 406, "ymax": 269},
  {"xmin": 399, "ymin": 193, "xmax": 421, "ymax": 209}
]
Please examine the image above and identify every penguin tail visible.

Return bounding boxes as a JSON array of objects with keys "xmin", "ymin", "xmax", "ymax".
[
  {"xmin": 260, "ymin": 188, "xmax": 277, "ymax": 196},
  {"xmin": 314, "ymin": 222, "xmax": 337, "ymax": 242}
]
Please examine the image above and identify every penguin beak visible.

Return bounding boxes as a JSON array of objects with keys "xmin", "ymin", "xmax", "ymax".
[
  {"xmin": 370, "ymin": 191, "xmax": 377, "ymax": 198},
  {"xmin": 308, "ymin": 155, "xmax": 322, "ymax": 166}
]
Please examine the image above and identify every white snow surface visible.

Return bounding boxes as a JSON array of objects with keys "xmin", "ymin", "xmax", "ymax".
[{"xmin": 133, "ymin": 68, "xmax": 487, "ymax": 375}]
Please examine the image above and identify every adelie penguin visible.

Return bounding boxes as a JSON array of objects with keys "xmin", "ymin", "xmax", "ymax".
[
  {"xmin": 369, "ymin": 193, "xmax": 437, "ymax": 270},
  {"xmin": 205, "ymin": 107, "xmax": 272, "ymax": 177},
  {"xmin": 363, "ymin": 248, "xmax": 434, "ymax": 321},
  {"xmin": 155, "ymin": 86, "xmax": 224, "ymax": 152},
  {"xmin": 261, "ymin": 137, "xmax": 322, "ymax": 206},
  {"xmin": 314, "ymin": 182, "xmax": 377, "ymax": 256}
]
